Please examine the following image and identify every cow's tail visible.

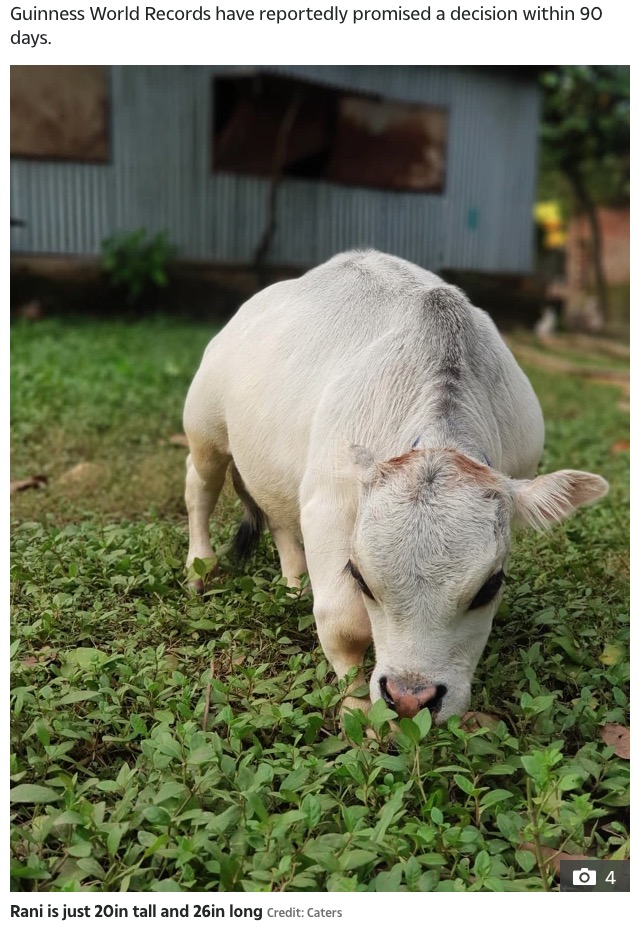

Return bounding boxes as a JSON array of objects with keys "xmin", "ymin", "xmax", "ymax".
[{"xmin": 230, "ymin": 463, "xmax": 265, "ymax": 561}]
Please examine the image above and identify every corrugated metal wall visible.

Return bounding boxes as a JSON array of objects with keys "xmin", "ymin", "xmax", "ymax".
[{"xmin": 10, "ymin": 65, "xmax": 540, "ymax": 273}]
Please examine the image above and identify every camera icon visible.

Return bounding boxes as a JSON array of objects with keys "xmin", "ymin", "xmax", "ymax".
[{"xmin": 572, "ymin": 867, "xmax": 597, "ymax": 886}]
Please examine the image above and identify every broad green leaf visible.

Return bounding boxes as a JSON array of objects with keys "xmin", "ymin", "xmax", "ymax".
[
  {"xmin": 375, "ymin": 864, "xmax": 404, "ymax": 892},
  {"xmin": 515, "ymin": 850, "xmax": 537, "ymax": 873},
  {"xmin": 398, "ymin": 717, "xmax": 421, "ymax": 745},
  {"xmin": 367, "ymin": 699, "xmax": 397, "ymax": 732},
  {"xmin": 143, "ymin": 806, "xmax": 171, "ymax": 825},
  {"xmin": 64, "ymin": 647, "xmax": 109, "ymax": 667},
  {"xmin": 418, "ymin": 870, "xmax": 440, "ymax": 891},
  {"xmin": 372, "ymin": 786, "xmax": 406, "ymax": 843},
  {"xmin": 403, "ymin": 856, "xmax": 422, "ymax": 889},
  {"xmin": 77, "ymin": 857, "xmax": 106, "ymax": 879},
  {"xmin": 453, "ymin": 774, "xmax": 478, "ymax": 796},
  {"xmin": 339, "ymin": 848, "xmax": 378, "ymax": 871},
  {"xmin": 104, "ymin": 824, "xmax": 128, "ymax": 858},
  {"xmin": 480, "ymin": 789, "xmax": 514, "ymax": 810},
  {"xmin": 68, "ymin": 842, "xmax": 93, "ymax": 858},
  {"xmin": 10, "ymin": 785, "xmax": 60, "ymax": 804},
  {"xmin": 413, "ymin": 706, "xmax": 433, "ymax": 739},
  {"xmin": 151, "ymin": 879, "xmax": 183, "ymax": 892},
  {"xmin": 343, "ymin": 711, "xmax": 364, "ymax": 746},
  {"xmin": 430, "ymin": 807, "xmax": 444, "ymax": 825},
  {"xmin": 474, "ymin": 849, "xmax": 492, "ymax": 879},
  {"xmin": 421, "ymin": 852, "xmax": 446, "ymax": 867},
  {"xmin": 186, "ymin": 745, "xmax": 217, "ymax": 765},
  {"xmin": 301, "ymin": 794, "xmax": 323, "ymax": 829},
  {"xmin": 55, "ymin": 690, "xmax": 100, "ymax": 706}
]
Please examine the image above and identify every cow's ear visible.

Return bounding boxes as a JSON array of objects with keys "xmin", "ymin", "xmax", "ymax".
[
  {"xmin": 510, "ymin": 470, "xmax": 609, "ymax": 530},
  {"xmin": 348, "ymin": 443, "xmax": 381, "ymax": 486}
]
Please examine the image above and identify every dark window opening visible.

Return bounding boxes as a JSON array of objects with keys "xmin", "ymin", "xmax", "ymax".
[{"xmin": 212, "ymin": 73, "xmax": 447, "ymax": 194}]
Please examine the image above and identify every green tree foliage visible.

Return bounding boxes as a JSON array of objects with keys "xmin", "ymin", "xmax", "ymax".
[{"xmin": 540, "ymin": 66, "xmax": 629, "ymax": 318}]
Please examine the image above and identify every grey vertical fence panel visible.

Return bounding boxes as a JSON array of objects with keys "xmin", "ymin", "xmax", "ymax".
[
  {"xmin": 10, "ymin": 65, "xmax": 540, "ymax": 274},
  {"xmin": 10, "ymin": 160, "xmax": 114, "ymax": 255}
]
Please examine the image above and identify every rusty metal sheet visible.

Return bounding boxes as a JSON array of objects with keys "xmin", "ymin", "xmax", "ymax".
[
  {"xmin": 10, "ymin": 66, "xmax": 110, "ymax": 163},
  {"xmin": 328, "ymin": 96, "xmax": 447, "ymax": 192}
]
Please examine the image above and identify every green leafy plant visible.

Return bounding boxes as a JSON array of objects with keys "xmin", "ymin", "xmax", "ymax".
[
  {"xmin": 10, "ymin": 319, "xmax": 629, "ymax": 891},
  {"xmin": 101, "ymin": 229, "xmax": 176, "ymax": 306}
]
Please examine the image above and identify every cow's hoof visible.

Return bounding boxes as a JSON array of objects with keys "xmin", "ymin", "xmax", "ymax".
[{"xmin": 187, "ymin": 577, "xmax": 205, "ymax": 595}]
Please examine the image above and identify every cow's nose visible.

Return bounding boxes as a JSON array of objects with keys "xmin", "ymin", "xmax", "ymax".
[{"xmin": 379, "ymin": 677, "xmax": 447, "ymax": 718}]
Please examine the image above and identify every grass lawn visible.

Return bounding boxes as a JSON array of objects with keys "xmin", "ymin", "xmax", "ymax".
[{"xmin": 10, "ymin": 316, "xmax": 629, "ymax": 892}]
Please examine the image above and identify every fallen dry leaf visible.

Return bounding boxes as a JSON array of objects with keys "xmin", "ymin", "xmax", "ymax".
[
  {"xmin": 169, "ymin": 433, "xmax": 189, "ymax": 448},
  {"xmin": 600, "ymin": 723, "xmax": 630, "ymax": 760},
  {"xmin": 599, "ymin": 643, "xmax": 625, "ymax": 666},
  {"xmin": 461, "ymin": 711, "xmax": 501, "ymax": 732},
  {"xmin": 519, "ymin": 843, "xmax": 587, "ymax": 875},
  {"xmin": 18, "ymin": 300, "xmax": 44, "ymax": 321},
  {"xmin": 10, "ymin": 474, "xmax": 48, "ymax": 494},
  {"xmin": 611, "ymin": 440, "xmax": 630, "ymax": 455},
  {"xmin": 22, "ymin": 650, "xmax": 57, "ymax": 668},
  {"xmin": 58, "ymin": 462, "xmax": 104, "ymax": 485}
]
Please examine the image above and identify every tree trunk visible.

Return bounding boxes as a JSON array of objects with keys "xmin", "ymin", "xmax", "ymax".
[
  {"xmin": 254, "ymin": 91, "xmax": 303, "ymax": 278},
  {"xmin": 568, "ymin": 169, "xmax": 608, "ymax": 322}
]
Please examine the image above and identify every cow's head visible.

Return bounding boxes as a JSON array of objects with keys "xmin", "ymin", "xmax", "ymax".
[{"xmin": 347, "ymin": 446, "xmax": 608, "ymax": 722}]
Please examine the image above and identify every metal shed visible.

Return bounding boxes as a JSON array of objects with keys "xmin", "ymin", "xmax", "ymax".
[{"xmin": 10, "ymin": 65, "xmax": 541, "ymax": 274}]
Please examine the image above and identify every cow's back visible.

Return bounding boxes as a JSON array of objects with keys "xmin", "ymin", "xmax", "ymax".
[
  {"xmin": 185, "ymin": 250, "xmax": 542, "ymax": 524},
  {"xmin": 216, "ymin": 249, "xmax": 446, "ymax": 376}
]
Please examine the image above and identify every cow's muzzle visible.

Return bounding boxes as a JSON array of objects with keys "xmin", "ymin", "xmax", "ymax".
[{"xmin": 379, "ymin": 677, "xmax": 447, "ymax": 719}]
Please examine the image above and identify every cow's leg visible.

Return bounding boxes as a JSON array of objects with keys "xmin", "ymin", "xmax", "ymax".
[
  {"xmin": 301, "ymin": 492, "xmax": 372, "ymax": 713},
  {"xmin": 184, "ymin": 450, "xmax": 230, "ymax": 591},
  {"xmin": 268, "ymin": 521, "xmax": 308, "ymax": 590},
  {"xmin": 311, "ymin": 580, "xmax": 372, "ymax": 715}
]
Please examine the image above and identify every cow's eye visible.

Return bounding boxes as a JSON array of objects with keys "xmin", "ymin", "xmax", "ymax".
[
  {"xmin": 469, "ymin": 570, "xmax": 505, "ymax": 610},
  {"xmin": 346, "ymin": 560, "xmax": 375, "ymax": 601}
]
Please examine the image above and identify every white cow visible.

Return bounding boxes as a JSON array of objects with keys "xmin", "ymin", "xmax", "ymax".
[{"xmin": 183, "ymin": 250, "xmax": 608, "ymax": 722}]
